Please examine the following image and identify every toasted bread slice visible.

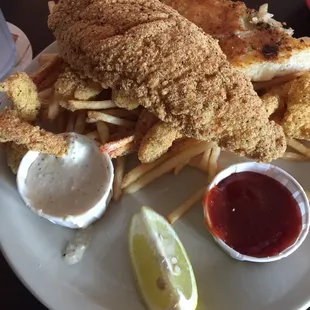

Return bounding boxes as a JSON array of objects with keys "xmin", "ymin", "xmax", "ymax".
[{"xmin": 162, "ymin": 0, "xmax": 310, "ymax": 81}]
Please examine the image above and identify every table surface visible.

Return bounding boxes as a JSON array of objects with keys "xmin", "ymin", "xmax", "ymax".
[{"xmin": 1, "ymin": 0, "xmax": 310, "ymax": 309}]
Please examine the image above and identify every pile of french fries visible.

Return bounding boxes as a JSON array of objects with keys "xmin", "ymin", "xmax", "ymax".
[
  {"xmin": 28, "ymin": 49, "xmax": 310, "ymax": 225},
  {"xmin": 30, "ymin": 47, "xmax": 224, "ymax": 224},
  {"xmin": 14, "ymin": 1, "xmax": 310, "ymax": 225}
]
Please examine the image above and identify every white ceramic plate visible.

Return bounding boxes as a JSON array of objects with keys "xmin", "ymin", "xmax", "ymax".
[
  {"xmin": 7, "ymin": 22, "xmax": 33, "ymax": 72},
  {"xmin": 1, "ymin": 42, "xmax": 310, "ymax": 310}
]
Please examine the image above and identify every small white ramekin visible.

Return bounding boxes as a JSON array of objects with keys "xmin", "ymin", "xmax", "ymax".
[
  {"xmin": 204, "ymin": 162, "xmax": 310, "ymax": 263},
  {"xmin": 17, "ymin": 133, "xmax": 114, "ymax": 229}
]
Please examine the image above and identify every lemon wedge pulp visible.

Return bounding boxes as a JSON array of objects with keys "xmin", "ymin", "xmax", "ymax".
[{"xmin": 128, "ymin": 206, "xmax": 198, "ymax": 310}]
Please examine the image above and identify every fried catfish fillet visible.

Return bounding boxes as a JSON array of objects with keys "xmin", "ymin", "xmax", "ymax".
[
  {"xmin": 162, "ymin": 0, "xmax": 310, "ymax": 81},
  {"xmin": 49, "ymin": 0, "xmax": 286, "ymax": 162}
]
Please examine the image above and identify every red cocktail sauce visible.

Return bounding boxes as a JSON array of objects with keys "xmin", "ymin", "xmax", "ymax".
[{"xmin": 204, "ymin": 172, "xmax": 302, "ymax": 257}]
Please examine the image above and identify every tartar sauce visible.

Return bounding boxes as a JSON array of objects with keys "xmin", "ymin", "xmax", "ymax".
[
  {"xmin": 63, "ymin": 225, "xmax": 93, "ymax": 265},
  {"xmin": 17, "ymin": 133, "xmax": 114, "ymax": 228}
]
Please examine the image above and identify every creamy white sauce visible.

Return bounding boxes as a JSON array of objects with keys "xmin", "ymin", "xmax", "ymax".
[
  {"xmin": 17, "ymin": 133, "xmax": 114, "ymax": 228},
  {"xmin": 24, "ymin": 134, "xmax": 109, "ymax": 217}
]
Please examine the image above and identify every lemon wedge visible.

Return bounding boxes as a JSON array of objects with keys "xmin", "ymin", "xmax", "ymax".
[{"xmin": 129, "ymin": 206, "xmax": 198, "ymax": 310}]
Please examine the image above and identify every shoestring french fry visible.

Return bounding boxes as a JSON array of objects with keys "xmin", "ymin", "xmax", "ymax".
[
  {"xmin": 122, "ymin": 151, "xmax": 175, "ymax": 189},
  {"xmin": 87, "ymin": 111, "xmax": 135, "ymax": 128},
  {"xmin": 38, "ymin": 87, "xmax": 53, "ymax": 99},
  {"xmin": 286, "ymin": 138, "xmax": 310, "ymax": 158},
  {"xmin": 113, "ymin": 157, "xmax": 125, "ymax": 201},
  {"xmin": 62, "ymin": 100, "xmax": 117, "ymax": 112},
  {"xmin": 253, "ymin": 71, "xmax": 307, "ymax": 91},
  {"xmin": 169, "ymin": 138, "xmax": 201, "ymax": 153},
  {"xmin": 96, "ymin": 121, "xmax": 109, "ymax": 144},
  {"xmin": 201, "ymin": 144, "xmax": 213, "ymax": 171},
  {"xmin": 167, "ymin": 187, "xmax": 206, "ymax": 224},
  {"xmin": 121, "ymin": 139, "xmax": 201, "ymax": 189},
  {"xmin": 38, "ymin": 54, "xmax": 58, "ymax": 67},
  {"xmin": 281, "ymin": 152, "xmax": 309, "ymax": 161},
  {"xmin": 40, "ymin": 98, "xmax": 52, "ymax": 107},
  {"xmin": 66, "ymin": 112, "xmax": 76, "ymax": 132},
  {"xmin": 124, "ymin": 142, "xmax": 211, "ymax": 194},
  {"xmin": 74, "ymin": 111, "xmax": 87, "ymax": 134},
  {"xmin": 188, "ymin": 143, "xmax": 216, "ymax": 175},
  {"xmin": 188, "ymin": 155, "xmax": 209, "ymax": 173},
  {"xmin": 48, "ymin": 1, "xmax": 56, "ymax": 14},
  {"xmin": 30, "ymin": 56, "xmax": 64, "ymax": 91},
  {"xmin": 86, "ymin": 131, "xmax": 100, "ymax": 140},
  {"xmin": 208, "ymin": 146, "xmax": 221, "ymax": 182},
  {"xmin": 174, "ymin": 160, "xmax": 189, "ymax": 176},
  {"xmin": 104, "ymin": 108, "xmax": 137, "ymax": 119},
  {"xmin": 47, "ymin": 101, "xmax": 60, "ymax": 120}
]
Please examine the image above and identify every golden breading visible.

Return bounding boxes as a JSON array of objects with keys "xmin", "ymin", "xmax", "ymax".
[
  {"xmin": 54, "ymin": 68, "xmax": 78, "ymax": 98},
  {"xmin": 5, "ymin": 143, "xmax": 28, "ymax": 174},
  {"xmin": 54, "ymin": 67, "xmax": 102, "ymax": 100},
  {"xmin": 0, "ymin": 72, "xmax": 40, "ymax": 122},
  {"xmin": 49, "ymin": 0, "xmax": 286, "ymax": 162},
  {"xmin": 261, "ymin": 93, "xmax": 281, "ymax": 117},
  {"xmin": 281, "ymin": 74, "xmax": 310, "ymax": 140},
  {"xmin": 138, "ymin": 122, "xmax": 182, "ymax": 163},
  {"xmin": 261, "ymin": 91, "xmax": 287, "ymax": 126},
  {"xmin": 0, "ymin": 109, "xmax": 68, "ymax": 156},
  {"xmin": 134, "ymin": 109, "xmax": 159, "ymax": 146},
  {"xmin": 74, "ymin": 80, "xmax": 103, "ymax": 100}
]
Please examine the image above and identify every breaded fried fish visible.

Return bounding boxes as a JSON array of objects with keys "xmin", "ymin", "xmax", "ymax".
[{"xmin": 49, "ymin": 0, "xmax": 286, "ymax": 162}]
